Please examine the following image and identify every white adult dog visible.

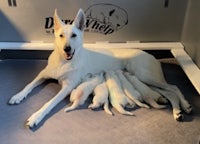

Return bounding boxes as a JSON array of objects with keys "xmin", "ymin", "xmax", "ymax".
[{"xmin": 9, "ymin": 9, "xmax": 192, "ymax": 128}]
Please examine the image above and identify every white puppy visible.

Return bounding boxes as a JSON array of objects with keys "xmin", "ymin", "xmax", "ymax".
[
  {"xmin": 115, "ymin": 70, "xmax": 150, "ymax": 109},
  {"xmin": 105, "ymin": 71, "xmax": 134, "ymax": 116},
  {"xmin": 64, "ymin": 73, "xmax": 103, "ymax": 112},
  {"xmin": 88, "ymin": 77, "xmax": 113, "ymax": 115},
  {"xmin": 124, "ymin": 72, "xmax": 166, "ymax": 109}
]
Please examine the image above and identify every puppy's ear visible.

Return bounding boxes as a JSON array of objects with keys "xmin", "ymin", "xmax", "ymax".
[
  {"xmin": 74, "ymin": 9, "xmax": 86, "ymax": 31},
  {"xmin": 54, "ymin": 9, "xmax": 63, "ymax": 31}
]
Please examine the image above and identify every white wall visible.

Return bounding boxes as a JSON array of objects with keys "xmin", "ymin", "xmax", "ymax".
[
  {"xmin": 0, "ymin": 0, "xmax": 187, "ymax": 43},
  {"xmin": 181, "ymin": 0, "xmax": 200, "ymax": 68}
]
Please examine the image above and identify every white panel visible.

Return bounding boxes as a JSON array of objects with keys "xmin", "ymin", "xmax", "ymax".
[
  {"xmin": 0, "ymin": 42, "xmax": 183, "ymax": 50},
  {"xmin": 171, "ymin": 49, "xmax": 200, "ymax": 95}
]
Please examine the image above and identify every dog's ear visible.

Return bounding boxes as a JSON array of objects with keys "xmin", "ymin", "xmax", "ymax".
[
  {"xmin": 74, "ymin": 9, "xmax": 86, "ymax": 31},
  {"xmin": 109, "ymin": 9, "xmax": 115, "ymax": 16},
  {"xmin": 54, "ymin": 9, "xmax": 63, "ymax": 31}
]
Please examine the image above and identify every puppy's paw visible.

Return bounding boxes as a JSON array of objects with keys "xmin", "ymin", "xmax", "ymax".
[
  {"xmin": 157, "ymin": 97, "xmax": 168, "ymax": 104},
  {"xmin": 184, "ymin": 105, "xmax": 193, "ymax": 114},
  {"xmin": 26, "ymin": 111, "xmax": 43, "ymax": 128},
  {"xmin": 182, "ymin": 102, "xmax": 193, "ymax": 114},
  {"xmin": 88, "ymin": 104, "xmax": 99, "ymax": 110},
  {"xmin": 8, "ymin": 93, "xmax": 26, "ymax": 105},
  {"xmin": 64, "ymin": 106, "xmax": 74, "ymax": 112}
]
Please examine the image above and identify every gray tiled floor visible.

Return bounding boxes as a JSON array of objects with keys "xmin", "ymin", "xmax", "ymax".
[{"xmin": 0, "ymin": 59, "xmax": 200, "ymax": 144}]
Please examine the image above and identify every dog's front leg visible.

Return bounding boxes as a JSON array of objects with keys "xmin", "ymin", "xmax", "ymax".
[
  {"xmin": 8, "ymin": 70, "xmax": 47, "ymax": 104},
  {"xmin": 26, "ymin": 82, "xmax": 75, "ymax": 128}
]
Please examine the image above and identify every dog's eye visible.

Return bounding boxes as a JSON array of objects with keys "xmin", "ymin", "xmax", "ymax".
[
  {"xmin": 71, "ymin": 33, "xmax": 77, "ymax": 38},
  {"xmin": 59, "ymin": 34, "xmax": 64, "ymax": 38}
]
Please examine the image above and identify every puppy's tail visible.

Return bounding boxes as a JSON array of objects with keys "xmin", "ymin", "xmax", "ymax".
[
  {"xmin": 88, "ymin": 103, "xmax": 96, "ymax": 109},
  {"xmin": 125, "ymin": 94, "xmax": 150, "ymax": 109},
  {"xmin": 64, "ymin": 101, "xmax": 79, "ymax": 112},
  {"xmin": 103, "ymin": 101, "xmax": 113, "ymax": 116},
  {"xmin": 132, "ymin": 99, "xmax": 150, "ymax": 109},
  {"xmin": 113, "ymin": 103, "xmax": 134, "ymax": 116},
  {"xmin": 144, "ymin": 97, "xmax": 166, "ymax": 109}
]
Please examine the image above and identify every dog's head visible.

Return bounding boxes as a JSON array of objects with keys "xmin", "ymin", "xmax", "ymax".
[{"xmin": 54, "ymin": 9, "xmax": 86, "ymax": 61}]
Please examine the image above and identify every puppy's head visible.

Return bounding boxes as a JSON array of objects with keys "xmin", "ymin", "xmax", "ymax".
[{"xmin": 54, "ymin": 9, "xmax": 86, "ymax": 61}]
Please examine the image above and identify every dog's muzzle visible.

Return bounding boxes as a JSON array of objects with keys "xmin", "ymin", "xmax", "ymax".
[{"xmin": 64, "ymin": 46, "xmax": 75, "ymax": 60}]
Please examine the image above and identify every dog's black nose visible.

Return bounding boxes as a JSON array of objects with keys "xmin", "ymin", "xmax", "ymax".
[{"xmin": 64, "ymin": 46, "xmax": 71, "ymax": 53}]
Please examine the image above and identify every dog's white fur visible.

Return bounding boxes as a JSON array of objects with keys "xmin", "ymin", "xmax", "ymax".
[
  {"xmin": 64, "ymin": 73, "xmax": 104, "ymax": 112},
  {"xmin": 105, "ymin": 71, "xmax": 134, "ymax": 116},
  {"xmin": 122, "ymin": 71, "xmax": 166, "ymax": 109},
  {"xmin": 8, "ymin": 9, "xmax": 192, "ymax": 127},
  {"xmin": 88, "ymin": 74, "xmax": 113, "ymax": 115}
]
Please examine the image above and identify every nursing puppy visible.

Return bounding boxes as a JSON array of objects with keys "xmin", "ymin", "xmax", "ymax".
[
  {"xmin": 64, "ymin": 73, "xmax": 103, "ymax": 112},
  {"xmin": 124, "ymin": 72, "xmax": 186, "ymax": 119},
  {"xmin": 105, "ymin": 71, "xmax": 134, "ymax": 116},
  {"xmin": 120, "ymin": 71, "xmax": 166, "ymax": 109},
  {"xmin": 8, "ymin": 9, "xmax": 192, "ymax": 128},
  {"xmin": 115, "ymin": 70, "xmax": 150, "ymax": 109},
  {"xmin": 88, "ymin": 76, "xmax": 113, "ymax": 115}
]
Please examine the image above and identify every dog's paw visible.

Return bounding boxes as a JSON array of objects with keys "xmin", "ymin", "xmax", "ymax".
[
  {"xmin": 174, "ymin": 111, "xmax": 184, "ymax": 121},
  {"xmin": 8, "ymin": 93, "xmax": 26, "ymax": 105},
  {"xmin": 26, "ymin": 111, "xmax": 43, "ymax": 128}
]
